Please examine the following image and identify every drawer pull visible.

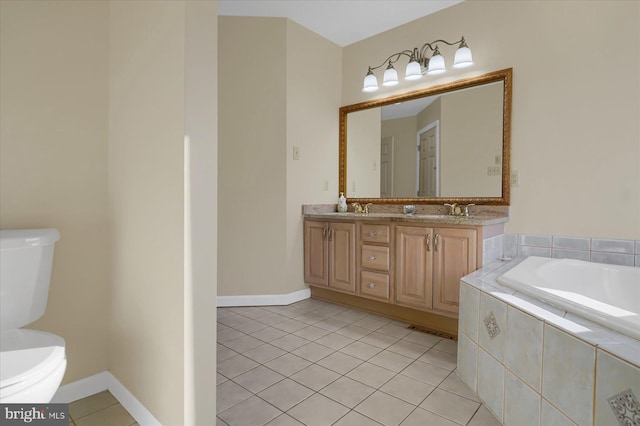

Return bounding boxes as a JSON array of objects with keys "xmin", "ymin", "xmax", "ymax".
[
  {"xmin": 369, "ymin": 231, "xmax": 377, "ymax": 237},
  {"xmin": 370, "ymin": 255, "xmax": 377, "ymax": 260},
  {"xmin": 368, "ymin": 282, "xmax": 376, "ymax": 288}
]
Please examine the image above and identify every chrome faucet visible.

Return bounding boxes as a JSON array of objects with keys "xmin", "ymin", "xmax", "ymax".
[
  {"xmin": 445, "ymin": 203, "xmax": 475, "ymax": 217},
  {"xmin": 463, "ymin": 204, "xmax": 475, "ymax": 217}
]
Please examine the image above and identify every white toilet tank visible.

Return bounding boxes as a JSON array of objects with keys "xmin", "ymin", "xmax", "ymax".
[{"xmin": 0, "ymin": 229, "xmax": 60, "ymax": 331}]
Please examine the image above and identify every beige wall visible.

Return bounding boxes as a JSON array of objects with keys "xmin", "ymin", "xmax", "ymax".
[
  {"xmin": 218, "ymin": 17, "xmax": 287, "ymax": 296},
  {"xmin": 381, "ymin": 116, "xmax": 418, "ymax": 197},
  {"xmin": 108, "ymin": 2, "xmax": 186, "ymax": 424},
  {"xmin": 343, "ymin": 1, "xmax": 640, "ymax": 239},
  {"xmin": 285, "ymin": 20, "xmax": 342, "ymax": 291},
  {"xmin": 0, "ymin": 0, "xmax": 110, "ymax": 384},
  {"xmin": 440, "ymin": 83, "xmax": 503, "ymax": 197},
  {"xmin": 218, "ymin": 17, "xmax": 341, "ymax": 297}
]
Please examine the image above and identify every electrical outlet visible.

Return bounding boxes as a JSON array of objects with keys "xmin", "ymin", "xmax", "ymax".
[
  {"xmin": 487, "ymin": 166, "xmax": 501, "ymax": 176},
  {"xmin": 511, "ymin": 170, "xmax": 519, "ymax": 187},
  {"xmin": 292, "ymin": 146, "xmax": 300, "ymax": 160},
  {"xmin": 323, "ymin": 179, "xmax": 329, "ymax": 191}
]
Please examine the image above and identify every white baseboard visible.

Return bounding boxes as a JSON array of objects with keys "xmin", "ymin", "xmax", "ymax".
[
  {"xmin": 217, "ymin": 288, "xmax": 310, "ymax": 307},
  {"xmin": 52, "ymin": 371, "xmax": 161, "ymax": 426}
]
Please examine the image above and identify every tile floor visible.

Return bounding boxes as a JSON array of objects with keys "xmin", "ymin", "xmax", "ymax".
[
  {"xmin": 217, "ymin": 298, "xmax": 501, "ymax": 426},
  {"xmin": 68, "ymin": 390, "xmax": 137, "ymax": 426}
]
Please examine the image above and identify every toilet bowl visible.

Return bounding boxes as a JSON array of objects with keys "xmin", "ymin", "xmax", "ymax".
[
  {"xmin": 1, "ymin": 329, "xmax": 66, "ymax": 403},
  {"xmin": 0, "ymin": 229, "xmax": 66, "ymax": 403}
]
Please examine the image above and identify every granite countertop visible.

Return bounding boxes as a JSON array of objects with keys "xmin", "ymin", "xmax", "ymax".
[{"xmin": 303, "ymin": 211, "xmax": 509, "ymax": 226}]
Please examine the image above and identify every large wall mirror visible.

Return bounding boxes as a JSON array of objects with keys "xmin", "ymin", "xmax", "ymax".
[{"xmin": 339, "ymin": 68, "xmax": 512, "ymax": 205}]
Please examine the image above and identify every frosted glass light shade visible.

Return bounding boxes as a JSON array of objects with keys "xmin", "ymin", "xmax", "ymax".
[
  {"xmin": 454, "ymin": 46, "xmax": 473, "ymax": 68},
  {"xmin": 383, "ymin": 67, "xmax": 399, "ymax": 86},
  {"xmin": 427, "ymin": 54, "xmax": 446, "ymax": 75},
  {"xmin": 362, "ymin": 73, "xmax": 378, "ymax": 92},
  {"xmin": 405, "ymin": 61, "xmax": 422, "ymax": 80}
]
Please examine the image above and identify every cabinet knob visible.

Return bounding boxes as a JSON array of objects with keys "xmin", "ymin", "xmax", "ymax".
[
  {"xmin": 369, "ymin": 231, "xmax": 377, "ymax": 237},
  {"xmin": 368, "ymin": 282, "xmax": 376, "ymax": 288},
  {"xmin": 370, "ymin": 255, "xmax": 377, "ymax": 260}
]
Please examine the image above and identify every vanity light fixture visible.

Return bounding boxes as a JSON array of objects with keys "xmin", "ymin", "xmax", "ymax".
[{"xmin": 362, "ymin": 36, "xmax": 473, "ymax": 92}]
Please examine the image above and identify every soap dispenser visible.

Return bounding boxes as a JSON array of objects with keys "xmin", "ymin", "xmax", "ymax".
[{"xmin": 337, "ymin": 192, "xmax": 348, "ymax": 212}]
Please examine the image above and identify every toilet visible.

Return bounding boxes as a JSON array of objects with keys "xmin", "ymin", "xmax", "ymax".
[{"xmin": 0, "ymin": 229, "xmax": 67, "ymax": 403}]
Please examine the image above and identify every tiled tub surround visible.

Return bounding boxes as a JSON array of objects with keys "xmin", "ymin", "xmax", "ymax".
[
  {"xmin": 501, "ymin": 234, "xmax": 640, "ymax": 267},
  {"xmin": 457, "ymin": 259, "xmax": 640, "ymax": 426}
]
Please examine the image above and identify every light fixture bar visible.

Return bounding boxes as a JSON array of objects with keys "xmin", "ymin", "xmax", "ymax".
[{"xmin": 361, "ymin": 36, "xmax": 473, "ymax": 92}]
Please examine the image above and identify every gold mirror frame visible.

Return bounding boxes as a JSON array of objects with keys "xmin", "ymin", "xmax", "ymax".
[{"xmin": 339, "ymin": 68, "xmax": 512, "ymax": 205}]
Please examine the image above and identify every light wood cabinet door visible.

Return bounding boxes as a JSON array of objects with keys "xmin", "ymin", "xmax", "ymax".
[
  {"xmin": 304, "ymin": 220, "xmax": 328, "ymax": 286},
  {"xmin": 432, "ymin": 228, "xmax": 477, "ymax": 314},
  {"xmin": 328, "ymin": 222, "xmax": 357, "ymax": 293},
  {"xmin": 395, "ymin": 225, "xmax": 433, "ymax": 309}
]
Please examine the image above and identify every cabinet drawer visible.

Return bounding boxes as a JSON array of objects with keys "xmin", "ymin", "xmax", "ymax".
[
  {"xmin": 361, "ymin": 271, "xmax": 390, "ymax": 300},
  {"xmin": 361, "ymin": 245, "xmax": 390, "ymax": 271},
  {"xmin": 361, "ymin": 224, "xmax": 390, "ymax": 244}
]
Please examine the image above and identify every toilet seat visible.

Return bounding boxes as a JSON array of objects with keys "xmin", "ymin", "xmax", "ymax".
[{"xmin": 1, "ymin": 329, "xmax": 66, "ymax": 400}]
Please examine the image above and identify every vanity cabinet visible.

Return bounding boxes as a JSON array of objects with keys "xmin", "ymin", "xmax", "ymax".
[
  {"xmin": 304, "ymin": 220, "xmax": 357, "ymax": 294},
  {"xmin": 395, "ymin": 225, "xmax": 434, "ymax": 309}
]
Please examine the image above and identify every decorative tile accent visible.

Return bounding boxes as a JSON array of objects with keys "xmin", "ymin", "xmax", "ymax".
[
  {"xmin": 483, "ymin": 311, "xmax": 500, "ymax": 340},
  {"xmin": 607, "ymin": 389, "xmax": 640, "ymax": 426}
]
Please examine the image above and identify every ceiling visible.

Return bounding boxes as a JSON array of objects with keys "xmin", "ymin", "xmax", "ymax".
[{"xmin": 217, "ymin": 0, "xmax": 464, "ymax": 47}]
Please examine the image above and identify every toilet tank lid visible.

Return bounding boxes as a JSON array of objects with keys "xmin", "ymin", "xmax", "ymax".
[{"xmin": 0, "ymin": 229, "xmax": 60, "ymax": 250}]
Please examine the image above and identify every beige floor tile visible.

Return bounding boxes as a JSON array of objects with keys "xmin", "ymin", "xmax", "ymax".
[
  {"xmin": 420, "ymin": 388, "xmax": 480, "ymax": 425},
  {"xmin": 399, "ymin": 408, "xmax": 458, "ymax": 426},
  {"xmin": 418, "ymin": 349, "xmax": 457, "ymax": 370},
  {"xmin": 216, "ymin": 380, "xmax": 253, "ymax": 413},
  {"xmin": 314, "ymin": 317, "xmax": 350, "ymax": 332},
  {"xmin": 264, "ymin": 353, "xmax": 312, "ymax": 376},
  {"xmin": 333, "ymin": 411, "xmax": 383, "ymax": 425},
  {"xmin": 69, "ymin": 391, "xmax": 118, "ymax": 420},
  {"xmin": 294, "ymin": 312, "xmax": 326, "ymax": 325},
  {"xmin": 234, "ymin": 319, "xmax": 269, "ymax": 334},
  {"xmin": 433, "ymin": 339, "xmax": 457, "ymax": 355},
  {"xmin": 360, "ymin": 332, "xmax": 400, "ymax": 349},
  {"xmin": 242, "ymin": 343, "xmax": 287, "ymax": 364},
  {"xmin": 376, "ymin": 324, "xmax": 412, "ymax": 339},
  {"xmin": 269, "ymin": 334, "xmax": 310, "ymax": 352},
  {"xmin": 290, "ymin": 364, "xmax": 341, "ymax": 391},
  {"xmin": 332, "ymin": 309, "xmax": 368, "ymax": 323},
  {"xmin": 438, "ymin": 372, "xmax": 480, "ymax": 402},
  {"xmin": 401, "ymin": 331, "xmax": 441, "ymax": 348},
  {"xmin": 232, "ymin": 365, "xmax": 285, "ymax": 393},
  {"xmin": 368, "ymin": 350, "xmax": 414, "ymax": 372},
  {"xmin": 265, "ymin": 413, "xmax": 304, "ymax": 426},
  {"xmin": 291, "ymin": 341, "xmax": 335, "ymax": 362},
  {"xmin": 74, "ymin": 404, "xmax": 135, "ymax": 426},
  {"xmin": 315, "ymin": 332, "xmax": 355, "ymax": 350},
  {"xmin": 320, "ymin": 376, "xmax": 376, "ymax": 408},
  {"xmin": 217, "ymin": 372, "xmax": 229, "ymax": 385},
  {"xmin": 380, "ymin": 374, "xmax": 435, "ymax": 406},
  {"xmin": 217, "ymin": 416, "xmax": 229, "ymax": 426},
  {"xmin": 346, "ymin": 362, "xmax": 396, "ymax": 388},
  {"xmin": 217, "ymin": 344, "xmax": 240, "ymax": 362},
  {"xmin": 400, "ymin": 359, "xmax": 450, "ymax": 386},
  {"xmin": 288, "ymin": 393, "xmax": 350, "ymax": 426},
  {"xmin": 258, "ymin": 379, "xmax": 314, "ymax": 411},
  {"xmin": 335, "ymin": 325, "xmax": 373, "ymax": 340},
  {"xmin": 340, "ymin": 341, "xmax": 383, "ymax": 361},
  {"xmin": 386, "ymin": 340, "xmax": 429, "ymax": 359},
  {"xmin": 218, "ymin": 396, "xmax": 282, "ymax": 426},
  {"xmin": 249, "ymin": 326, "xmax": 288, "ymax": 343},
  {"xmin": 467, "ymin": 405, "xmax": 502, "ymax": 426},
  {"xmin": 292, "ymin": 325, "xmax": 331, "ymax": 340},
  {"xmin": 271, "ymin": 319, "xmax": 308, "ymax": 333},
  {"xmin": 259, "ymin": 313, "xmax": 289, "ymax": 326},
  {"xmin": 217, "ymin": 354, "xmax": 260, "ymax": 378},
  {"xmin": 223, "ymin": 335, "xmax": 265, "ymax": 353},
  {"xmin": 352, "ymin": 316, "xmax": 389, "ymax": 331},
  {"xmin": 354, "ymin": 391, "xmax": 415, "ymax": 426},
  {"xmin": 317, "ymin": 351, "xmax": 363, "ymax": 374}
]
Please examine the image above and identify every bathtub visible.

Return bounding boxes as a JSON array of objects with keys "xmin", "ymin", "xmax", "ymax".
[{"xmin": 497, "ymin": 256, "xmax": 640, "ymax": 340}]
